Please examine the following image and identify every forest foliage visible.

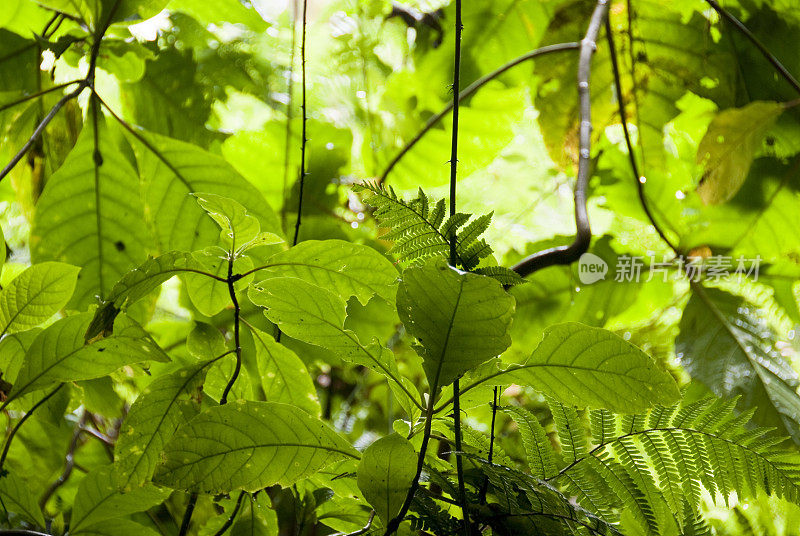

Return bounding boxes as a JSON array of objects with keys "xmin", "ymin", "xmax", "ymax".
[{"xmin": 1, "ymin": 0, "xmax": 800, "ymax": 535}]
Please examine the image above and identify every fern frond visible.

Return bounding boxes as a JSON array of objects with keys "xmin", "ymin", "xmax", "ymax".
[
  {"xmin": 544, "ymin": 397, "xmax": 800, "ymax": 534},
  {"xmin": 355, "ymin": 182, "xmax": 515, "ymax": 280},
  {"xmin": 502, "ymin": 405, "xmax": 558, "ymax": 479}
]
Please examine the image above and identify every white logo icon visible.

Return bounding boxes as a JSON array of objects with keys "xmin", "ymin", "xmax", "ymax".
[{"xmin": 578, "ymin": 253, "xmax": 607, "ymax": 284}]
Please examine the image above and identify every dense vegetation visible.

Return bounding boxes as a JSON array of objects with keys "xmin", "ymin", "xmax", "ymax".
[{"xmin": 1, "ymin": 0, "xmax": 800, "ymax": 534}]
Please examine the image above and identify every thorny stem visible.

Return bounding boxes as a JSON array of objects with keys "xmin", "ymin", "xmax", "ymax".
[
  {"xmin": 292, "ymin": 0, "xmax": 309, "ymax": 246},
  {"xmin": 377, "ymin": 42, "xmax": 581, "ymax": 185},
  {"xmin": 705, "ymin": 0, "xmax": 800, "ymax": 96},
  {"xmin": 511, "ymin": 0, "xmax": 609, "ymax": 278},
  {"xmin": 604, "ymin": 17, "xmax": 680, "ymax": 256},
  {"xmin": 212, "ymin": 491, "xmax": 247, "ymax": 536},
  {"xmin": 447, "ymin": 1, "xmax": 469, "ymax": 533}
]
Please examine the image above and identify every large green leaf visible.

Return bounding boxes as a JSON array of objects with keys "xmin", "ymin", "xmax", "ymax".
[
  {"xmin": 396, "ymin": 259, "xmax": 514, "ymax": 394},
  {"xmin": 696, "ymin": 101, "xmax": 786, "ymax": 204},
  {"xmin": 69, "ymin": 465, "xmax": 170, "ymax": 534},
  {"xmin": 248, "ymin": 277, "xmax": 417, "ymax": 407},
  {"xmin": 477, "ymin": 323, "xmax": 679, "ymax": 412},
  {"xmin": 0, "ymin": 262, "xmax": 79, "ymax": 336},
  {"xmin": 131, "ymin": 130, "xmax": 282, "ymax": 254},
  {"xmin": 356, "ymin": 433, "xmax": 416, "ymax": 524},
  {"xmin": 115, "ymin": 359, "xmax": 216, "ymax": 487},
  {"xmin": 9, "ymin": 313, "xmax": 168, "ymax": 402},
  {"xmin": 252, "ymin": 239, "xmax": 398, "ymax": 305},
  {"xmin": 677, "ymin": 286, "xmax": 800, "ymax": 442},
  {"xmin": 249, "ymin": 325, "xmax": 321, "ymax": 416},
  {"xmin": 154, "ymin": 401, "xmax": 359, "ymax": 492},
  {"xmin": 31, "ymin": 115, "xmax": 151, "ymax": 308}
]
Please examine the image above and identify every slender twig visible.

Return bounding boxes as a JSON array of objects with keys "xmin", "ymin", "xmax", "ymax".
[
  {"xmin": 332, "ymin": 511, "xmax": 375, "ymax": 536},
  {"xmin": 511, "ymin": 0, "xmax": 608, "ymax": 278},
  {"xmin": 605, "ymin": 17, "xmax": 680, "ymax": 256},
  {"xmin": 0, "ymin": 385, "xmax": 64, "ymax": 475},
  {"xmin": 178, "ymin": 493, "xmax": 199, "ymax": 536},
  {"xmin": 292, "ymin": 0, "xmax": 309, "ymax": 246},
  {"xmin": 39, "ymin": 411, "xmax": 89, "ymax": 510},
  {"xmin": 478, "ymin": 387, "xmax": 499, "ymax": 504},
  {"xmin": 377, "ymin": 42, "xmax": 580, "ymax": 185},
  {"xmin": 220, "ymin": 256, "xmax": 243, "ymax": 405},
  {"xmin": 0, "ymin": 81, "xmax": 87, "ymax": 183},
  {"xmin": 384, "ymin": 400, "xmax": 436, "ymax": 535},
  {"xmin": 0, "ymin": 79, "xmax": 84, "ymax": 113},
  {"xmin": 281, "ymin": 0, "xmax": 299, "ymax": 228},
  {"xmin": 705, "ymin": 0, "xmax": 800, "ymax": 96},
  {"xmin": 0, "ymin": 530, "xmax": 52, "ymax": 536},
  {"xmin": 212, "ymin": 491, "xmax": 247, "ymax": 536},
  {"xmin": 448, "ymin": 3, "xmax": 469, "ymax": 533}
]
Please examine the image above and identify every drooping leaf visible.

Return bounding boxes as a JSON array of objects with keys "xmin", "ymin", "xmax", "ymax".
[
  {"xmin": 356, "ymin": 434, "xmax": 416, "ymax": 524},
  {"xmin": 249, "ymin": 325, "xmax": 320, "ymax": 416},
  {"xmin": 696, "ymin": 101, "xmax": 786, "ymax": 204},
  {"xmin": 155, "ymin": 401, "xmax": 360, "ymax": 492},
  {"xmin": 10, "ymin": 313, "xmax": 168, "ymax": 402},
  {"xmin": 193, "ymin": 192, "xmax": 263, "ymax": 252},
  {"xmin": 396, "ymin": 259, "xmax": 514, "ymax": 394},
  {"xmin": 253, "ymin": 239, "xmax": 398, "ymax": 305},
  {"xmin": 31, "ymin": 115, "xmax": 152, "ymax": 308},
  {"xmin": 677, "ymin": 286, "xmax": 800, "ymax": 442},
  {"xmin": 69, "ymin": 465, "xmax": 171, "ymax": 534},
  {"xmin": 0, "ymin": 262, "xmax": 79, "ymax": 336},
  {"xmin": 115, "ymin": 359, "xmax": 217, "ymax": 487}
]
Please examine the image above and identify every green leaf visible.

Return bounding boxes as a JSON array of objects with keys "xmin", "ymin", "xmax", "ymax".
[
  {"xmin": 154, "ymin": 401, "xmax": 359, "ymax": 492},
  {"xmin": 70, "ymin": 519, "xmax": 161, "ymax": 536},
  {"xmin": 31, "ymin": 116, "xmax": 151, "ymax": 308},
  {"xmin": 677, "ymin": 286, "xmax": 800, "ymax": 442},
  {"xmin": 503, "ymin": 323, "xmax": 679, "ymax": 412},
  {"xmin": 132, "ymin": 130, "xmax": 282, "ymax": 254},
  {"xmin": 85, "ymin": 251, "xmax": 204, "ymax": 340},
  {"xmin": 115, "ymin": 359, "xmax": 217, "ymax": 487},
  {"xmin": 0, "ymin": 472, "xmax": 46, "ymax": 527},
  {"xmin": 248, "ymin": 277, "xmax": 417, "ymax": 408},
  {"xmin": 396, "ymin": 259, "xmax": 514, "ymax": 394},
  {"xmin": 9, "ymin": 313, "xmax": 168, "ymax": 402},
  {"xmin": 183, "ymin": 249, "xmax": 253, "ymax": 317},
  {"xmin": 253, "ymin": 239, "xmax": 398, "ymax": 305},
  {"xmin": 69, "ymin": 465, "xmax": 171, "ymax": 534},
  {"xmin": 230, "ymin": 494, "xmax": 277, "ymax": 536},
  {"xmin": 249, "ymin": 325, "xmax": 320, "ymax": 416},
  {"xmin": 697, "ymin": 101, "xmax": 786, "ymax": 204},
  {"xmin": 0, "ymin": 262, "xmax": 79, "ymax": 336},
  {"xmin": 501, "ymin": 406, "xmax": 558, "ymax": 479},
  {"xmin": 356, "ymin": 434, "xmax": 416, "ymax": 524},
  {"xmin": 193, "ymin": 192, "xmax": 262, "ymax": 252}
]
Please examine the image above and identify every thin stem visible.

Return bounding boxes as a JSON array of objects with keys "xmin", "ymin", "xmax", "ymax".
[
  {"xmin": 0, "ymin": 82, "xmax": 87, "ymax": 183},
  {"xmin": 331, "ymin": 511, "xmax": 375, "ymax": 536},
  {"xmin": 510, "ymin": 0, "xmax": 608, "ymax": 278},
  {"xmin": 705, "ymin": 0, "xmax": 800, "ymax": 96},
  {"xmin": 384, "ymin": 399, "xmax": 435, "ymax": 536},
  {"xmin": 178, "ymin": 493, "xmax": 199, "ymax": 536},
  {"xmin": 212, "ymin": 491, "xmax": 246, "ymax": 536},
  {"xmin": 39, "ymin": 411, "xmax": 89, "ymax": 510},
  {"xmin": 604, "ymin": 17, "xmax": 680, "ymax": 256},
  {"xmin": 448, "ymin": 2, "xmax": 469, "ymax": 532},
  {"xmin": 220, "ymin": 256, "xmax": 242, "ymax": 405},
  {"xmin": 0, "ymin": 531, "xmax": 52, "ymax": 536},
  {"xmin": 0, "ymin": 79, "xmax": 84, "ymax": 113},
  {"xmin": 292, "ymin": 0, "xmax": 308, "ymax": 246},
  {"xmin": 478, "ymin": 387, "xmax": 498, "ymax": 504},
  {"xmin": 377, "ymin": 42, "xmax": 580, "ymax": 185},
  {"xmin": 281, "ymin": 0, "xmax": 299, "ymax": 229},
  {"xmin": 0, "ymin": 385, "xmax": 64, "ymax": 475}
]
